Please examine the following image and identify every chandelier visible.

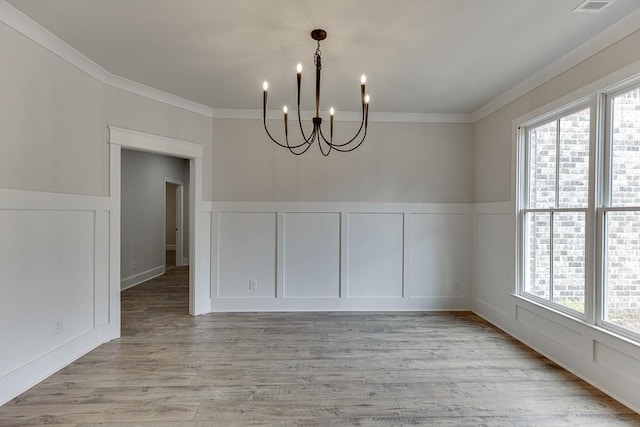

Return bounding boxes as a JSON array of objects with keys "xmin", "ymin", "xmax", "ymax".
[{"xmin": 262, "ymin": 29, "xmax": 370, "ymax": 156}]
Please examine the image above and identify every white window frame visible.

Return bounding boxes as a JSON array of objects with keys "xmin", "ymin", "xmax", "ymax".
[
  {"xmin": 596, "ymin": 82, "xmax": 640, "ymax": 341},
  {"xmin": 517, "ymin": 100, "xmax": 594, "ymax": 321},
  {"xmin": 517, "ymin": 75, "xmax": 640, "ymax": 343}
]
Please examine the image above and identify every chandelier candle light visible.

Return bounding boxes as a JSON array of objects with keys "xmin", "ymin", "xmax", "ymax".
[{"xmin": 262, "ymin": 29, "xmax": 370, "ymax": 156}]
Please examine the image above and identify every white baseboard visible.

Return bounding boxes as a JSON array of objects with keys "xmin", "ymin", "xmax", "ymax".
[
  {"xmin": 0, "ymin": 328, "xmax": 102, "ymax": 406},
  {"xmin": 120, "ymin": 265, "xmax": 165, "ymax": 290},
  {"xmin": 211, "ymin": 296, "xmax": 471, "ymax": 312}
]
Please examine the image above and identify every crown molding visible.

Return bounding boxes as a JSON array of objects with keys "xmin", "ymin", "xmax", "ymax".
[
  {"xmin": 213, "ymin": 108, "xmax": 472, "ymax": 123},
  {"xmin": 0, "ymin": 1, "xmax": 214, "ymax": 118},
  {"xmin": 471, "ymin": 7, "xmax": 640, "ymax": 122},
  {"xmin": 0, "ymin": 1, "xmax": 470, "ymax": 124},
  {"xmin": 0, "ymin": 1, "xmax": 108, "ymax": 82},
  {"xmin": 369, "ymin": 112, "xmax": 472, "ymax": 123},
  {"xmin": 3, "ymin": 0, "xmax": 639, "ymax": 125},
  {"xmin": 104, "ymin": 74, "xmax": 213, "ymax": 118}
]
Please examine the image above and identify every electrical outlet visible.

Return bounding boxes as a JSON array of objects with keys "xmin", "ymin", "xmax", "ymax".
[
  {"xmin": 454, "ymin": 281, "xmax": 460, "ymax": 291},
  {"xmin": 249, "ymin": 279, "xmax": 257, "ymax": 291},
  {"xmin": 132, "ymin": 261, "xmax": 137, "ymax": 271},
  {"xmin": 52, "ymin": 320, "xmax": 63, "ymax": 336}
]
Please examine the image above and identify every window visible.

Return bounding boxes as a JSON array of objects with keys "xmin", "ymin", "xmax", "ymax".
[
  {"xmin": 522, "ymin": 107, "xmax": 590, "ymax": 314},
  {"xmin": 518, "ymin": 81, "xmax": 640, "ymax": 341},
  {"xmin": 602, "ymin": 87, "xmax": 640, "ymax": 336}
]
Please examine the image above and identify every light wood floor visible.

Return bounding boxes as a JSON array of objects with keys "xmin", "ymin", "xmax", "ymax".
[{"xmin": 1, "ymin": 267, "xmax": 639, "ymax": 426}]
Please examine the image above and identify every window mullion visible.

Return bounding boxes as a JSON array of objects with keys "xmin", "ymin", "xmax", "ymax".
[
  {"xmin": 599, "ymin": 209, "xmax": 607, "ymax": 323},
  {"xmin": 550, "ymin": 211, "xmax": 554, "ymax": 303},
  {"xmin": 597, "ymin": 93, "xmax": 613, "ymax": 328},
  {"xmin": 523, "ymin": 208, "xmax": 587, "ymax": 213},
  {"xmin": 593, "ymin": 93, "xmax": 608, "ymax": 326},
  {"xmin": 603, "ymin": 94, "xmax": 613, "ymax": 208},
  {"xmin": 551, "ymin": 119, "xmax": 560, "ymax": 303},
  {"xmin": 518, "ymin": 126, "xmax": 530, "ymax": 296},
  {"xmin": 555, "ymin": 119, "xmax": 561, "ymax": 210},
  {"xmin": 598, "ymin": 93, "xmax": 614, "ymax": 328}
]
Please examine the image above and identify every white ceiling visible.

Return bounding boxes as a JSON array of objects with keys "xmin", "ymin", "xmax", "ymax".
[{"xmin": 6, "ymin": 0, "xmax": 640, "ymax": 115}]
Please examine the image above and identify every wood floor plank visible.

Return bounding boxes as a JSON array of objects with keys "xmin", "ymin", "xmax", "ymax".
[
  {"xmin": 39, "ymin": 372, "xmax": 197, "ymax": 388},
  {"xmin": 363, "ymin": 367, "xmax": 536, "ymax": 384},
  {"xmin": 5, "ymin": 383, "xmax": 97, "ymax": 406},
  {"xmin": 192, "ymin": 398, "xmax": 402, "ymax": 422},
  {"xmin": 0, "ymin": 402, "xmax": 200, "ymax": 425},
  {"xmin": 80, "ymin": 385, "xmax": 280, "ymax": 404},
  {"xmin": 191, "ymin": 370, "xmax": 367, "ymax": 387},
  {"xmin": 249, "ymin": 357, "xmax": 410, "ymax": 371},
  {"xmin": 1, "ymin": 266, "xmax": 638, "ymax": 425},
  {"xmin": 278, "ymin": 382, "xmax": 465, "ymax": 401},
  {"xmin": 397, "ymin": 395, "xmax": 633, "ymax": 417}
]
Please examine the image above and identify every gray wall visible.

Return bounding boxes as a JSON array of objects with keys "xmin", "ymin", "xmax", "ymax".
[
  {"xmin": 0, "ymin": 22, "xmax": 107, "ymax": 195},
  {"xmin": 121, "ymin": 150, "xmax": 189, "ymax": 287},
  {"xmin": 212, "ymin": 119, "xmax": 473, "ymax": 203}
]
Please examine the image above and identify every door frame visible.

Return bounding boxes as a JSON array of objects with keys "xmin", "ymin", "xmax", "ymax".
[
  {"xmin": 107, "ymin": 126, "xmax": 208, "ymax": 339},
  {"xmin": 164, "ymin": 179, "xmax": 184, "ymax": 268}
]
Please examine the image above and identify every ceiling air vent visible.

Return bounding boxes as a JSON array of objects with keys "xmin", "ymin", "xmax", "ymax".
[{"xmin": 572, "ymin": 0, "xmax": 615, "ymax": 13}]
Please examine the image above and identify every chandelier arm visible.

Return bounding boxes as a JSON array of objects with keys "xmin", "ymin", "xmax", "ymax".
[
  {"xmin": 262, "ymin": 116, "xmax": 310, "ymax": 150},
  {"xmin": 317, "ymin": 125, "xmax": 331, "ymax": 146},
  {"xmin": 326, "ymin": 126, "xmax": 368, "ymax": 153},
  {"xmin": 325, "ymin": 119, "xmax": 364, "ymax": 148},
  {"xmin": 318, "ymin": 131, "xmax": 332, "ymax": 157},
  {"xmin": 296, "ymin": 108, "xmax": 315, "ymax": 144},
  {"xmin": 286, "ymin": 127, "xmax": 316, "ymax": 155},
  {"xmin": 325, "ymin": 120, "xmax": 365, "ymax": 148},
  {"xmin": 295, "ymin": 65, "xmax": 315, "ymax": 144},
  {"xmin": 317, "ymin": 127, "xmax": 332, "ymax": 157},
  {"xmin": 287, "ymin": 140, "xmax": 314, "ymax": 156},
  {"xmin": 263, "ymin": 89, "xmax": 311, "ymax": 150},
  {"xmin": 323, "ymin": 103, "xmax": 367, "ymax": 148},
  {"xmin": 319, "ymin": 143, "xmax": 331, "ymax": 157}
]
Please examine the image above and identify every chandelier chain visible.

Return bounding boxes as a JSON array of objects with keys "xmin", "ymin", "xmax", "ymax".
[{"xmin": 314, "ymin": 41, "xmax": 322, "ymax": 69}]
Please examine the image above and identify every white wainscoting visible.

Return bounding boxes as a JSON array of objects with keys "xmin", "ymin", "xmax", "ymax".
[
  {"xmin": 472, "ymin": 201, "xmax": 640, "ymax": 413},
  {"xmin": 283, "ymin": 212, "xmax": 341, "ymax": 299},
  {"xmin": 472, "ymin": 202, "xmax": 515, "ymax": 324},
  {"xmin": 410, "ymin": 213, "xmax": 471, "ymax": 299},
  {"xmin": 0, "ymin": 189, "xmax": 113, "ymax": 406},
  {"xmin": 347, "ymin": 213, "xmax": 404, "ymax": 298},
  {"xmin": 217, "ymin": 212, "xmax": 276, "ymax": 299},
  {"xmin": 210, "ymin": 202, "xmax": 472, "ymax": 312}
]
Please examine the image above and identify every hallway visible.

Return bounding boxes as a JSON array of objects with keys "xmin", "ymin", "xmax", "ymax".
[{"xmin": 1, "ymin": 267, "xmax": 638, "ymax": 425}]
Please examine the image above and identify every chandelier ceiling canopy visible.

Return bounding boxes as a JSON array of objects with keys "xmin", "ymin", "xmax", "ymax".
[{"xmin": 262, "ymin": 29, "xmax": 370, "ymax": 156}]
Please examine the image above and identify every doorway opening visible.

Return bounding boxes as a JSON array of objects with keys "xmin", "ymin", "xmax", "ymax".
[
  {"xmin": 164, "ymin": 181, "xmax": 184, "ymax": 270},
  {"xmin": 120, "ymin": 149, "xmax": 190, "ymax": 297},
  {"xmin": 108, "ymin": 126, "xmax": 207, "ymax": 341}
]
